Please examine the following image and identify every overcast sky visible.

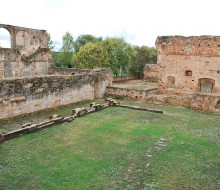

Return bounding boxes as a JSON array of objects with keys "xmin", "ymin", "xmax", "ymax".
[{"xmin": 0, "ymin": 0, "xmax": 220, "ymax": 50}]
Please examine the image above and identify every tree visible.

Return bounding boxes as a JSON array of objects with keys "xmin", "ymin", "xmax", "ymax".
[
  {"xmin": 101, "ymin": 37, "xmax": 135, "ymax": 76},
  {"xmin": 58, "ymin": 32, "xmax": 74, "ymax": 68},
  {"xmin": 129, "ymin": 46, "xmax": 151, "ymax": 78},
  {"xmin": 73, "ymin": 34, "xmax": 102, "ymax": 53},
  {"xmin": 47, "ymin": 33, "xmax": 55, "ymax": 51},
  {"xmin": 147, "ymin": 47, "xmax": 157, "ymax": 63},
  {"xmin": 74, "ymin": 42, "xmax": 109, "ymax": 69}
]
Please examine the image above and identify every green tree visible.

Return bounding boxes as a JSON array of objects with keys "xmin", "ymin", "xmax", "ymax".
[
  {"xmin": 129, "ymin": 46, "xmax": 150, "ymax": 78},
  {"xmin": 73, "ymin": 34, "xmax": 102, "ymax": 53},
  {"xmin": 101, "ymin": 37, "xmax": 135, "ymax": 76},
  {"xmin": 58, "ymin": 32, "xmax": 74, "ymax": 68},
  {"xmin": 47, "ymin": 33, "xmax": 54, "ymax": 51},
  {"xmin": 74, "ymin": 42, "xmax": 109, "ymax": 69},
  {"xmin": 147, "ymin": 47, "xmax": 157, "ymax": 63}
]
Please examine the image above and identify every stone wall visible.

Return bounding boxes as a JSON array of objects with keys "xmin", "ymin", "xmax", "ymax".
[
  {"xmin": 0, "ymin": 48, "xmax": 51, "ymax": 78},
  {"xmin": 105, "ymin": 86, "xmax": 159, "ymax": 100},
  {"xmin": 156, "ymin": 36, "xmax": 220, "ymax": 94},
  {"xmin": 113, "ymin": 75, "xmax": 138, "ymax": 82},
  {"xmin": 0, "ymin": 24, "xmax": 51, "ymax": 78},
  {"xmin": 191, "ymin": 93, "xmax": 220, "ymax": 113},
  {"xmin": 156, "ymin": 35, "xmax": 220, "ymax": 113},
  {"xmin": 143, "ymin": 64, "xmax": 159, "ymax": 82},
  {"xmin": 49, "ymin": 66, "xmax": 92, "ymax": 75},
  {"xmin": 0, "ymin": 24, "xmax": 47, "ymax": 56},
  {"xmin": 0, "ymin": 69, "xmax": 112, "ymax": 119}
]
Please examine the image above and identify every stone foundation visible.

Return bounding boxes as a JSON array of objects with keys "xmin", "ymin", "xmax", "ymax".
[
  {"xmin": 113, "ymin": 75, "xmax": 138, "ymax": 82},
  {"xmin": 105, "ymin": 86, "xmax": 159, "ymax": 100}
]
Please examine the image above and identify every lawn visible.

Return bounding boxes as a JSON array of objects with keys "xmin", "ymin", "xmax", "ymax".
[{"xmin": 0, "ymin": 99, "xmax": 220, "ymax": 190}]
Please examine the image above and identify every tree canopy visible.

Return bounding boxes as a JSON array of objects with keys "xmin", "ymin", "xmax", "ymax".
[
  {"xmin": 58, "ymin": 32, "xmax": 75, "ymax": 68},
  {"xmin": 49, "ymin": 31, "xmax": 157, "ymax": 77},
  {"xmin": 130, "ymin": 46, "xmax": 149, "ymax": 78},
  {"xmin": 101, "ymin": 37, "xmax": 136, "ymax": 76},
  {"xmin": 74, "ymin": 42, "xmax": 109, "ymax": 69},
  {"xmin": 73, "ymin": 34, "xmax": 102, "ymax": 53},
  {"xmin": 47, "ymin": 33, "xmax": 55, "ymax": 51}
]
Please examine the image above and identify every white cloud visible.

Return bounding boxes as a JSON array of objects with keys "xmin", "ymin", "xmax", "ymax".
[{"xmin": 1, "ymin": 0, "xmax": 220, "ymax": 49}]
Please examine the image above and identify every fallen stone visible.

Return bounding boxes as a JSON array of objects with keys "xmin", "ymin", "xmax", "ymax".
[
  {"xmin": 146, "ymin": 154, "xmax": 153, "ymax": 158},
  {"xmin": 21, "ymin": 122, "xmax": 32, "ymax": 128},
  {"xmin": 160, "ymin": 138, "xmax": 167, "ymax": 141},
  {"xmin": 49, "ymin": 114, "xmax": 61, "ymax": 120},
  {"xmin": 158, "ymin": 144, "xmax": 167, "ymax": 147}
]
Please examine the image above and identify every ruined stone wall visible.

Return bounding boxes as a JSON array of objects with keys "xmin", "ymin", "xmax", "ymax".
[
  {"xmin": 191, "ymin": 93, "xmax": 220, "ymax": 113},
  {"xmin": 0, "ymin": 24, "xmax": 47, "ymax": 56},
  {"xmin": 143, "ymin": 64, "xmax": 159, "ymax": 82},
  {"xmin": 0, "ymin": 48, "xmax": 51, "ymax": 78},
  {"xmin": 156, "ymin": 36, "xmax": 220, "ymax": 93},
  {"xmin": 0, "ymin": 70, "xmax": 111, "ymax": 119},
  {"xmin": 156, "ymin": 36, "xmax": 220, "ymax": 113},
  {"xmin": 113, "ymin": 75, "xmax": 138, "ymax": 82},
  {"xmin": 0, "ymin": 24, "xmax": 51, "ymax": 78},
  {"xmin": 105, "ymin": 86, "xmax": 159, "ymax": 100},
  {"xmin": 49, "ymin": 66, "xmax": 92, "ymax": 75}
]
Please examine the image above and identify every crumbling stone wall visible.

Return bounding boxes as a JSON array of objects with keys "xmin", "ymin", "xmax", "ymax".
[
  {"xmin": 191, "ymin": 93, "xmax": 220, "ymax": 113},
  {"xmin": 143, "ymin": 64, "xmax": 159, "ymax": 82},
  {"xmin": 0, "ymin": 24, "xmax": 51, "ymax": 78},
  {"xmin": 105, "ymin": 86, "xmax": 159, "ymax": 100},
  {"xmin": 156, "ymin": 36, "xmax": 220, "ymax": 93},
  {"xmin": 0, "ymin": 69, "xmax": 112, "ymax": 119},
  {"xmin": 156, "ymin": 36, "xmax": 220, "ymax": 113},
  {"xmin": 0, "ymin": 24, "xmax": 47, "ymax": 55}
]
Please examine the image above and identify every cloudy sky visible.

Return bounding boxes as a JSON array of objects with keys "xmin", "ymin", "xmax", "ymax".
[{"xmin": 0, "ymin": 0, "xmax": 220, "ymax": 50}]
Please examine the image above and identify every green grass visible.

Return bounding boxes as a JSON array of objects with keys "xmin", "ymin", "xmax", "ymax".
[{"xmin": 0, "ymin": 99, "xmax": 220, "ymax": 190}]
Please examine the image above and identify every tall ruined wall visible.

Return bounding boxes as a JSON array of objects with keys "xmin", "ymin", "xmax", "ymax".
[
  {"xmin": 0, "ymin": 48, "xmax": 51, "ymax": 78},
  {"xmin": 156, "ymin": 36, "xmax": 220, "ymax": 93},
  {"xmin": 0, "ymin": 69, "xmax": 111, "ymax": 119},
  {"xmin": 156, "ymin": 36, "xmax": 220, "ymax": 113},
  {"xmin": 0, "ymin": 24, "xmax": 47, "ymax": 56},
  {"xmin": 0, "ymin": 24, "xmax": 51, "ymax": 78}
]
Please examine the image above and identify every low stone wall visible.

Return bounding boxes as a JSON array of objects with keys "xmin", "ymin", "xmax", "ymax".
[
  {"xmin": 49, "ymin": 66, "xmax": 92, "ymax": 75},
  {"xmin": 0, "ymin": 70, "xmax": 111, "ymax": 119},
  {"xmin": 0, "ymin": 98, "xmax": 163, "ymax": 143},
  {"xmin": 113, "ymin": 75, "xmax": 138, "ymax": 82},
  {"xmin": 105, "ymin": 86, "xmax": 159, "ymax": 100},
  {"xmin": 191, "ymin": 93, "xmax": 220, "ymax": 113},
  {"xmin": 144, "ymin": 94, "xmax": 192, "ymax": 107}
]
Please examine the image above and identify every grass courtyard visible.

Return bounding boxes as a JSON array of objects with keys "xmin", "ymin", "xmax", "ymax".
[{"xmin": 0, "ymin": 99, "xmax": 220, "ymax": 190}]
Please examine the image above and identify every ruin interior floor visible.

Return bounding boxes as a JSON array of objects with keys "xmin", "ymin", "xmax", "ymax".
[{"xmin": 112, "ymin": 79, "xmax": 158, "ymax": 90}]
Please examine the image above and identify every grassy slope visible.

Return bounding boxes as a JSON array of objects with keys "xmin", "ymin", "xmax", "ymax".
[{"xmin": 0, "ymin": 99, "xmax": 220, "ymax": 190}]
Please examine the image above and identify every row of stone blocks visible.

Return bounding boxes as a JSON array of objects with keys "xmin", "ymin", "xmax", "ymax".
[{"xmin": 0, "ymin": 98, "xmax": 163, "ymax": 143}]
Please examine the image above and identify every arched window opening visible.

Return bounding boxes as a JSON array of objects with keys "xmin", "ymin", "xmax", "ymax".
[
  {"xmin": 198, "ymin": 78, "xmax": 215, "ymax": 93},
  {"xmin": 215, "ymin": 100, "xmax": 220, "ymax": 109},
  {"xmin": 0, "ymin": 28, "xmax": 11, "ymax": 48},
  {"xmin": 167, "ymin": 76, "xmax": 175, "ymax": 88}
]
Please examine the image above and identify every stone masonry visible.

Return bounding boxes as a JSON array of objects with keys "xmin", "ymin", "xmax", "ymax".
[
  {"xmin": 0, "ymin": 24, "xmax": 112, "ymax": 119},
  {"xmin": 0, "ymin": 24, "xmax": 51, "ymax": 78},
  {"xmin": 155, "ymin": 36, "xmax": 220, "ymax": 113}
]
